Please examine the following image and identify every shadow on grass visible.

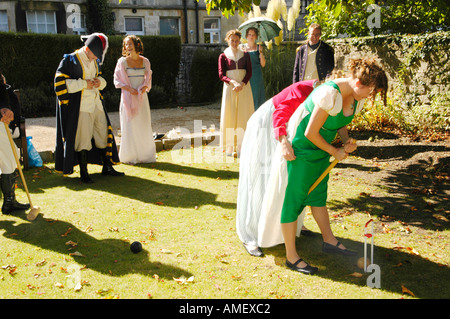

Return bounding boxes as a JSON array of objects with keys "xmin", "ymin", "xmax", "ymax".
[
  {"xmin": 0, "ymin": 214, "xmax": 192, "ymax": 280},
  {"xmin": 353, "ymin": 144, "xmax": 449, "ymax": 161},
  {"xmin": 256, "ymin": 142, "xmax": 450, "ymax": 298},
  {"xmin": 141, "ymin": 161, "xmax": 239, "ymax": 180},
  {"xmin": 23, "ymin": 162, "xmax": 237, "ymax": 210},
  {"xmin": 263, "ymin": 234, "xmax": 450, "ymax": 299},
  {"xmin": 333, "ymin": 147, "xmax": 449, "ymax": 232}
]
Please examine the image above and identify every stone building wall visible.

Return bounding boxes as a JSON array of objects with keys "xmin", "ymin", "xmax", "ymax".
[{"xmin": 327, "ymin": 31, "xmax": 450, "ymax": 105}]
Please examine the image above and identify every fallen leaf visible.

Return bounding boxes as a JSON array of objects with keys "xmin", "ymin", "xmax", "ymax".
[
  {"xmin": 433, "ymin": 214, "xmax": 449, "ymax": 222},
  {"xmin": 55, "ymin": 283, "xmax": 64, "ymax": 288},
  {"xmin": 69, "ymin": 251, "xmax": 85, "ymax": 257},
  {"xmin": 401, "ymin": 285, "xmax": 415, "ymax": 297},
  {"xmin": 61, "ymin": 227, "xmax": 72, "ymax": 237},
  {"xmin": 83, "ymin": 225, "xmax": 93, "ymax": 232},
  {"xmin": 174, "ymin": 276, "xmax": 194, "ymax": 285},
  {"xmin": 159, "ymin": 248, "xmax": 172, "ymax": 254},
  {"xmin": 406, "ymin": 247, "xmax": 420, "ymax": 256},
  {"xmin": 1, "ymin": 264, "xmax": 16, "ymax": 270},
  {"xmin": 96, "ymin": 288, "xmax": 113, "ymax": 295},
  {"xmin": 348, "ymin": 272, "xmax": 364, "ymax": 278},
  {"xmin": 155, "ymin": 201, "xmax": 164, "ymax": 206},
  {"xmin": 35, "ymin": 259, "xmax": 47, "ymax": 267},
  {"xmin": 65, "ymin": 240, "xmax": 78, "ymax": 247}
]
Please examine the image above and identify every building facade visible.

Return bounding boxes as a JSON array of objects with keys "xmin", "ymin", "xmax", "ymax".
[{"xmin": 0, "ymin": 0, "xmax": 313, "ymax": 43}]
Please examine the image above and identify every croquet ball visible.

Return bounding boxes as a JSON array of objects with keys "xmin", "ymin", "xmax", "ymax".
[
  {"xmin": 130, "ymin": 241, "xmax": 142, "ymax": 254},
  {"xmin": 357, "ymin": 257, "xmax": 371, "ymax": 269}
]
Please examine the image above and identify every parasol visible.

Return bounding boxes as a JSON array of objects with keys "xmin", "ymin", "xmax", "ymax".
[{"xmin": 238, "ymin": 17, "xmax": 281, "ymax": 43}]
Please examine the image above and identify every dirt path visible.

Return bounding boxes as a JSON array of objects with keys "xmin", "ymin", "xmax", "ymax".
[
  {"xmin": 26, "ymin": 104, "xmax": 221, "ymax": 153},
  {"xmin": 333, "ymin": 131, "xmax": 449, "ymax": 230}
]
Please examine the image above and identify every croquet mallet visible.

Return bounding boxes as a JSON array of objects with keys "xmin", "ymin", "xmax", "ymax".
[
  {"xmin": 307, "ymin": 138, "xmax": 357, "ymax": 195},
  {"xmin": 307, "ymin": 158, "xmax": 339, "ymax": 195},
  {"xmin": 3, "ymin": 122, "xmax": 40, "ymax": 221}
]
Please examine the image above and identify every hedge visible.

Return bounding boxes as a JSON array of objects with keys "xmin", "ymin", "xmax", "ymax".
[
  {"xmin": 189, "ymin": 48, "xmax": 222, "ymax": 103},
  {"xmin": 0, "ymin": 32, "xmax": 181, "ymax": 117}
]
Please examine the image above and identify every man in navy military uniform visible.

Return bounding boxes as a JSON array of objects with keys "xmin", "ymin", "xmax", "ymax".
[
  {"xmin": 54, "ymin": 33, "xmax": 123, "ymax": 183},
  {"xmin": 292, "ymin": 23, "xmax": 335, "ymax": 83}
]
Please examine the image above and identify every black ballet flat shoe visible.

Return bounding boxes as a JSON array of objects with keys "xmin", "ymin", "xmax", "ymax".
[
  {"xmin": 300, "ymin": 228, "xmax": 315, "ymax": 237},
  {"xmin": 243, "ymin": 243, "xmax": 264, "ymax": 257},
  {"xmin": 322, "ymin": 241, "xmax": 357, "ymax": 256},
  {"xmin": 285, "ymin": 258, "xmax": 318, "ymax": 275}
]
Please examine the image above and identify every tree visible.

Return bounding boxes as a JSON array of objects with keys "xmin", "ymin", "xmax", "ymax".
[
  {"xmin": 202, "ymin": 0, "xmax": 261, "ymax": 17},
  {"xmin": 87, "ymin": 0, "xmax": 115, "ymax": 34},
  {"xmin": 303, "ymin": 0, "xmax": 450, "ymax": 39}
]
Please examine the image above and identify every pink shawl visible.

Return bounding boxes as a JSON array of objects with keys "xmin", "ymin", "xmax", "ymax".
[{"xmin": 113, "ymin": 56, "xmax": 152, "ymax": 120}]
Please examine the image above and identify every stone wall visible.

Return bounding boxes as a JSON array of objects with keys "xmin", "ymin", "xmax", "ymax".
[
  {"xmin": 177, "ymin": 32, "xmax": 450, "ymax": 106},
  {"xmin": 326, "ymin": 31, "xmax": 450, "ymax": 105},
  {"xmin": 176, "ymin": 43, "xmax": 226, "ymax": 103}
]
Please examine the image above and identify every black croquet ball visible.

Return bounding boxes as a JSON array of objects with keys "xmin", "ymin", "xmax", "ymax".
[{"xmin": 130, "ymin": 241, "xmax": 142, "ymax": 254}]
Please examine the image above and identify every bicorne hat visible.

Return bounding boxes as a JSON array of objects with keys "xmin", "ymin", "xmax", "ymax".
[{"xmin": 82, "ymin": 33, "xmax": 109, "ymax": 64}]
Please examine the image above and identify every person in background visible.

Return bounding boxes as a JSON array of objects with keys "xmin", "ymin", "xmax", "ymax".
[
  {"xmin": 114, "ymin": 35, "xmax": 156, "ymax": 164},
  {"xmin": 292, "ymin": 23, "xmax": 334, "ymax": 83},
  {"xmin": 218, "ymin": 29, "xmax": 254, "ymax": 157},
  {"xmin": 241, "ymin": 27, "xmax": 266, "ymax": 110},
  {"xmin": 0, "ymin": 73, "xmax": 21, "ymax": 139},
  {"xmin": 54, "ymin": 33, "xmax": 123, "ymax": 183},
  {"xmin": 0, "ymin": 70, "xmax": 30, "ymax": 215}
]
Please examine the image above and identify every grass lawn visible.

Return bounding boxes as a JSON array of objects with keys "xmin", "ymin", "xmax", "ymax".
[{"xmin": 0, "ymin": 147, "xmax": 448, "ymax": 300}]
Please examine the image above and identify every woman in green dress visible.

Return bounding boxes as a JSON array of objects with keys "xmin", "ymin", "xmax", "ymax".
[
  {"xmin": 278, "ymin": 58, "xmax": 388, "ymax": 274},
  {"xmin": 241, "ymin": 27, "xmax": 266, "ymax": 110}
]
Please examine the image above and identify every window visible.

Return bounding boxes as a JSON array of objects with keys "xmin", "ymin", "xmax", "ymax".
[
  {"xmin": 0, "ymin": 11, "xmax": 8, "ymax": 32},
  {"xmin": 26, "ymin": 11, "xmax": 57, "ymax": 34},
  {"xmin": 204, "ymin": 18, "xmax": 220, "ymax": 43},
  {"xmin": 160, "ymin": 17, "xmax": 179, "ymax": 36},
  {"xmin": 124, "ymin": 17, "xmax": 144, "ymax": 35}
]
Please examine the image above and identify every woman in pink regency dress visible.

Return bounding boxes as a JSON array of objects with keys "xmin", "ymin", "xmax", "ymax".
[{"xmin": 114, "ymin": 35, "xmax": 156, "ymax": 164}]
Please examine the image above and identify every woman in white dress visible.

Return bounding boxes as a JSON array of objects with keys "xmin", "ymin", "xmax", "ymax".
[
  {"xmin": 114, "ymin": 35, "xmax": 156, "ymax": 164},
  {"xmin": 218, "ymin": 29, "xmax": 254, "ymax": 156}
]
